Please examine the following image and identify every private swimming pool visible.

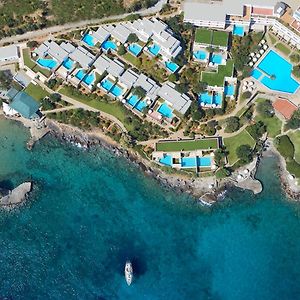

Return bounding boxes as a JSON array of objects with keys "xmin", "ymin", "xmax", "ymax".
[
  {"xmin": 165, "ymin": 61, "xmax": 179, "ymax": 73},
  {"xmin": 148, "ymin": 43, "xmax": 160, "ymax": 56},
  {"xmin": 128, "ymin": 43, "xmax": 142, "ymax": 56},
  {"xmin": 181, "ymin": 156, "xmax": 212, "ymax": 168},
  {"xmin": 37, "ymin": 58, "xmax": 57, "ymax": 69},
  {"xmin": 159, "ymin": 154, "xmax": 173, "ymax": 166},
  {"xmin": 158, "ymin": 103, "xmax": 173, "ymax": 118},
  {"xmin": 102, "ymin": 40, "xmax": 117, "ymax": 51},
  {"xmin": 251, "ymin": 50, "xmax": 300, "ymax": 93},
  {"xmin": 83, "ymin": 73, "xmax": 95, "ymax": 86},
  {"xmin": 233, "ymin": 25, "xmax": 244, "ymax": 37},
  {"xmin": 199, "ymin": 92, "xmax": 222, "ymax": 106},
  {"xmin": 62, "ymin": 58, "xmax": 74, "ymax": 70},
  {"xmin": 224, "ymin": 84, "xmax": 235, "ymax": 96},
  {"xmin": 193, "ymin": 50, "xmax": 208, "ymax": 60},
  {"xmin": 210, "ymin": 54, "xmax": 223, "ymax": 65},
  {"xmin": 100, "ymin": 78, "xmax": 114, "ymax": 91},
  {"xmin": 82, "ymin": 34, "xmax": 96, "ymax": 47},
  {"xmin": 110, "ymin": 84, "xmax": 123, "ymax": 97},
  {"xmin": 135, "ymin": 100, "xmax": 147, "ymax": 112},
  {"xmin": 127, "ymin": 94, "xmax": 140, "ymax": 107},
  {"xmin": 75, "ymin": 69, "xmax": 86, "ymax": 80}
]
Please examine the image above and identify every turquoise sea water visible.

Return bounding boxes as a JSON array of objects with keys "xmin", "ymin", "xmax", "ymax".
[{"xmin": 1, "ymin": 117, "xmax": 300, "ymax": 299}]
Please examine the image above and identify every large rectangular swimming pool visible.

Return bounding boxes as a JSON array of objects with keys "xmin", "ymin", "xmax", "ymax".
[
  {"xmin": 252, "ymin": 50, "xmax": 300, "ymax": 94},
  {"xmin": 181, "ymin": 156, "xmax": 212, "ymax": 168}
]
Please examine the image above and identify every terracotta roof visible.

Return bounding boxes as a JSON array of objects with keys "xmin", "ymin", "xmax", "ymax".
[
  {"xmin": 252, "ymin": 7, "xmax": 274, "ymax": 16},
  {"xmin": 273, "ymin": 98, "xmax": 298, "ymax": 119}
]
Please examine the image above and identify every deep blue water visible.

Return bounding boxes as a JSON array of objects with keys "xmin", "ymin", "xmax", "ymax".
[{"xmin": 1, "ymin": 117, "xmax": 300, "ymax": 300}]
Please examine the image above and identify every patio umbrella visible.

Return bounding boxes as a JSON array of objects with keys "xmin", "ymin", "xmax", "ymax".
[{"xmin": 260, "ymin": 49, "xmax": 264, "ymax": 54}]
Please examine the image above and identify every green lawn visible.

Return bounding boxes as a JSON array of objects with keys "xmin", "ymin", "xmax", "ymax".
[
  {"xmin": 224, "ymin": 129, "xmax": 256, "ymax": 165},
  {"xmin": 255, "ymin": 114, "xmax": 282, "ymax": 138},
  {"xmin": 211, "ymin": 30, "xmax": 229, "ymax": 47},
  {"xmin": 123, "ymin": 52, "xmax": 140, "ymax": 66},
  {"xmin": 22, "ymin": 48, "xmax": 51, "ymax": 77},
  {"xmin": 59, "ymin": 86, "xmax": 133, "ymax": 131},
  {"xmin": 202, "ymin": 59, "xmax": 234, "ymax": 86},
  {"xmin": 288, "ymin": 130, "xmax": 300, "ymax": 163},
  {"xmin": 268, "ymin": 33, "xmax": 277, "ymax": 45},
  {"xmin": 156, "ymin": 138, "xmax": 219, "ymax": 152},
  {"xmin": 254, "ymin": 98, "xmax": 282, "ymax": 138},
  {"xmin": 195, "ymin": 28, "xmax": 212, "ymax": 44},
  {"xmin": 24, "ymin": 83, "xmax": 50, "ymax": 101},
  {"xmin": 275, "ymin": 42, "xmax": 291, "ymax": 56}
]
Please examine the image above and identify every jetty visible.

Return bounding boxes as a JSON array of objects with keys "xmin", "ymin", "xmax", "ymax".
[{"xmin": 0, "ymin": 182, "xmax": 32, "ymax": 207}]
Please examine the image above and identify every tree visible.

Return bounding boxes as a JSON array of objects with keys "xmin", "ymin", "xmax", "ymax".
[
  {"xmin": 293, "ymin": 65, "xmax": 300, "ymax": 79},
  {"xmin": 241, "ymin": 91, "xmax": 252, "ymax": 100},
  {"xmin": 207, "ymin": 120, "xmax": 218, "ymax": 128},
  {"xmin": 286, "ymin": 109, "xmax": 300, "ymax": 129},
  {"xmin": 247, "ymin": 121, "xmax": 266, "ymax": 140},
  {"xmin": 236, "ymin": 144, "xmax": 253, "ymax": 163},
  {"xmin": 127, "ymin": 33, "xmax": 139, "ymax": 43},
  {"xmin": 193, "ymin": 81, "xmax": 207, "ymax": 94},
  {"xmin": 214, "ymin": 148, "xmax": 227, "ymax": 167},
  {"xmin": 225, "ymin": 116, "xmax": 240, "ymax": 133},
  {"xmin": 168, "ymin": 73, "xmax": 178, "ymax": 82},
  {"xmin": 175, "ymin": 83, "xmax": 188, "ymax": 94},
  {"xmin": 290, "ymin": 53, "xmax": 300, "ymax": 64},
  {"xmin": 256, "ymin": 99, "xmax": 274, "ymax": 118},
  {"xmin": 205, "ymin": 108, "xmax": 215, "ymax": 119},
  {"xmin": 117, "ymin": 44, "xmax": 126, "ymax": 55},
  {"xmin": 49, "ymin": 93, "xmax": 61, "ymax": 102},
  {"xmin": 132, "ymin": 86, "xmax": 146, "ymax": 98},
  {"xmin": 27, "ymin": 40, "xmax": 39, "ymax": 48}
]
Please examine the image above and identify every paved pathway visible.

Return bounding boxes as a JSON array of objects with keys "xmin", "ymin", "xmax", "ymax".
[
  {"xmin": 0, "ymin": 0, "xmax": 167, "ymax": 46},
  {"xmin": 43, "ymin": 105, "xmax": 76, "ymax": 114},
  {"xmin": 36, "ymin": 80, "xmax": 128, "ymax": 132}
]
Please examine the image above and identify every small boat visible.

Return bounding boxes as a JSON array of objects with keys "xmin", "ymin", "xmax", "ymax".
[{"xmin": 125, "ymin": 261, "xmax": 133, "ymax": 286}]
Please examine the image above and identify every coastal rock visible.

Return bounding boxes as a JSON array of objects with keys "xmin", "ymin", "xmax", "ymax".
[{"xmin": 0, "ymin": 182, "xmax": 32, "ymax": 208}]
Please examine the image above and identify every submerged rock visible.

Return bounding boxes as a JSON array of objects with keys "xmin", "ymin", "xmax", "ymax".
[{"xmin": 0, "ymin": 182, "xmax": 32, "ymax": 208}]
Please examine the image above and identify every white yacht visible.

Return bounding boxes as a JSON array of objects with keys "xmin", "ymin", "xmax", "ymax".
[{"xmin": 125, "ymin": 261, "xmax": 133, "ymax": 286}]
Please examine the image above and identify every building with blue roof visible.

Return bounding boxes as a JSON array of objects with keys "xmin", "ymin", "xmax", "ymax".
[{"xmin": 8, "ymin": 90, "xmax": 40, "ymax": 119}]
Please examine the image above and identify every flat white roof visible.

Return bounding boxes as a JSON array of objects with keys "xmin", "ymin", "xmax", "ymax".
[
  {"xmin": 0, "ymin": 45, "xmax": 19, "ymax": 61},
  {"xmin": 184, "ymin": 0, "xmax": 279, "ymax": 23}
]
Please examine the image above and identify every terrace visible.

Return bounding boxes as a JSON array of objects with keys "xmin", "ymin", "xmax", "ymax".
[{"xmin": 202, "ymin": 59, "xmax": 234, "ymax": 87}]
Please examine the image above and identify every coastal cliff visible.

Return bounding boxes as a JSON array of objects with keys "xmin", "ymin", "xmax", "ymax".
[{"xmin": 0, "ymin": 182, "xmax": 32, "ymax": 208}]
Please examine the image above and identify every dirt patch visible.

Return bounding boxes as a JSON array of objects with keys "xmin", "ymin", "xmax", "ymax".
[{"xmin": 123, "ymin": 0, "xmax": 137, "ymax": 9}]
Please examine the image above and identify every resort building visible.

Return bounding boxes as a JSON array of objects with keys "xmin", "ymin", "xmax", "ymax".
[
  {"xmin": 118, "ymin": 69, "xmax": 139, "ymax": 89},
  {"xmin": 93, "ymin": 54, "xmax": 125, "ymax": 77},
  {"xmin": 92, "ymin": 18, "xmax": 182, "ymax": 60},
  {"xmin": 34, "ymin": 41, "xmax": 75, "ymax": 66},
  {"xmin": 82, "ymin": 27, "xmax": 110, "ymax": 47},
  {"xmin": 13, "ymin": 71, "xmax": 32, "ymax": 88},
  {"xmin": 0, "ymin": 45, "xmax": 19, "ymax": 64},
  {"xmin": 152, "ymin": 138, "xmax": 221, "ymax": 171},
  {"xmin": 134, "ymin": 73, "xmax": 160, "ymax": 102},
  {"xmin": 69, "ymin": 46, "xmax": 95, "ymax": 70},
  {"xmin": 273, "ymin": 98, "xmax": 298, "ymax": 119},
  {"xmin": 111, "ymin": 23, "xmax": 132, "ymax": 44},
  {"xmin": 158, "ymin": 82, "xmax": 192, "ymax": 115},
  {"xmin": 183, "ymin": 0, "xmax": 290, "ymax": 29},
  {"xmin": 6, "ymin": 88, "xmax": 40, "ymax": 119}
]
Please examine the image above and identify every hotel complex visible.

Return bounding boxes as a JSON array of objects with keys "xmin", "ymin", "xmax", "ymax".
[{"xmin": 1, "ymin": 0, "xmax": 300, "ymax": 177}]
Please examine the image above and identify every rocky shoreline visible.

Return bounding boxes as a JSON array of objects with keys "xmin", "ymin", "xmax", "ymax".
[
  {"xmin": 3, "ymin": 112, "xmax": 297, "ymax": 204},
  {"xmin": 45, "ymin": 119, "xmax": 264, "ymax": 205}
]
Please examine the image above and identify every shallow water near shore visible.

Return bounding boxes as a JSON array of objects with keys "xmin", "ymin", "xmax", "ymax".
[{"xmin": 1, "ymin": 117, "xmax": 300, "ymax": 299}]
